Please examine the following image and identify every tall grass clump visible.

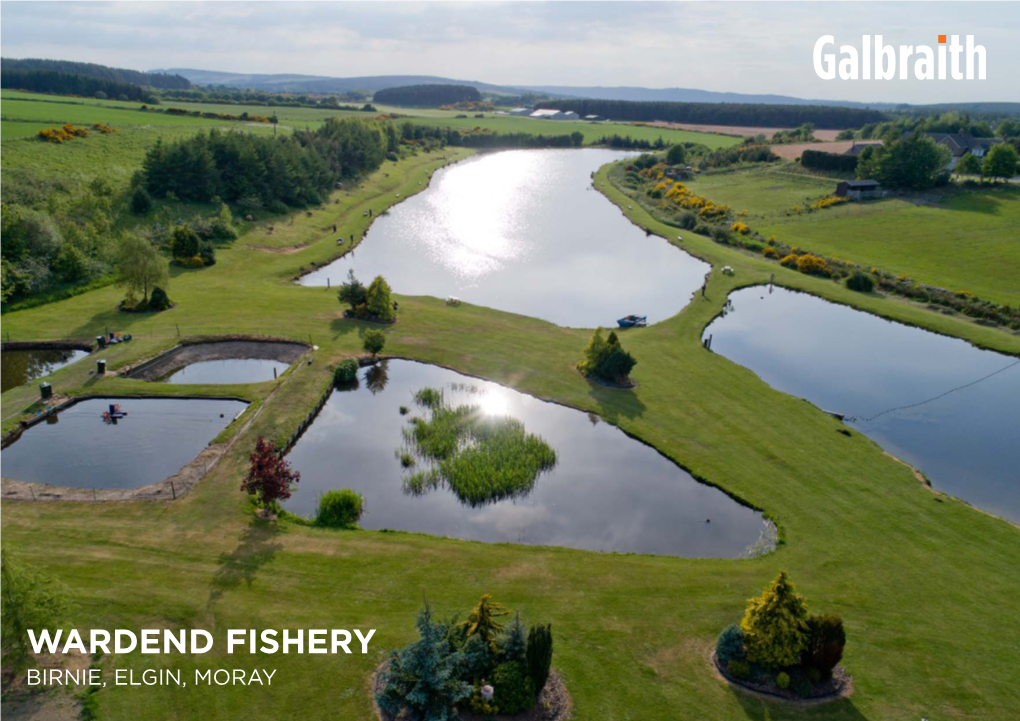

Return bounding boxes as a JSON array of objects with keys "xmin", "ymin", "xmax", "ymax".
[
  {"xmin": 315, "ymin": 489, "xmax": 365, "ymax": 529},
  {"xmin": 399, "ymin": 387, "xmax": 557, "ymax": 506}
]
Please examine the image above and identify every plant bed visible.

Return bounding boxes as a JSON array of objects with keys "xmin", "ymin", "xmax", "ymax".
[
  {"xmin": 712, "ymin": 652, "xmax": 851, "ymax": 704},
  {"xmin": 372, "ymin": 661, "xmax": 572, "ymax": 721},
  {"xmin": 118, "ymin": 300, "xmax": 177, "ymax": 314}
]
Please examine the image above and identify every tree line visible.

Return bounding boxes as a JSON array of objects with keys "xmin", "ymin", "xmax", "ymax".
[
  {"xmin": 142, "ymin": 117, "xmax": 389, "ymax": 211},
  {"xmin": 1, "ymin": 69, "xmax": 160, "ymax": 103},
  {"xmin": 1, "ymin": 58, "xmax": 190, "ymax": 89},
  {"xmin": 542, "ymin": 99, "xmax": 886, "ymax": 129},
  {"xmin": 374, "ymin": 84, "xmax": 481, "ymax": 107}
]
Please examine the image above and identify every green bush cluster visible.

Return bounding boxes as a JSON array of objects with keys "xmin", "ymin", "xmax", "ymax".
[
  {"xmin": 846, "ymin": 271, "xmax": 875, "ymax": 293},
  {"xmin": 333, "ymin": 358, "xmax": 359, "ymax": 385},
  {"xmin": 337, "ymin": 269, "xmax": 395, "ymax": 322},
  {"xmin": 726, "ymin": 660, "xmax": 750, "ymax": 680},
  {"xmin": 314, "ymin": 489, "xmax": 364, "ymax": 529},
  {"xmin": 376, "ymin": 596, "xmax": 554, "ymax": 720},
  {"xmin": 776, "ymin": 671, "xmax": 790, "ymax": 689},
  {"xmin": 578, "ymin": 328, "xmax": 637, "ymax": 385}
]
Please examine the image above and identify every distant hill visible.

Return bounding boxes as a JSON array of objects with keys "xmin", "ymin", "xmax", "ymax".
[
  {"xmin": 3, "ymin": 58, "xmax": 190, "ymax": 89},
  {"xmin": 154, "ymin": 69, "xmax": 530, "ymax": 96},
  {"xmin": 152, "ymin": 68, "xmax": 1020, "ymax": 116}
]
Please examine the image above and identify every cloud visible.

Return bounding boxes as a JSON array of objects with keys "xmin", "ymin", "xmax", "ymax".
[{"xmin": 1, "ymin": 1, "xmax": 1016, "ymax": 103}]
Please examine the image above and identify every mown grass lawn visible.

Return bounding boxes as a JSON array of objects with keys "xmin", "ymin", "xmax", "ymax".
[
  {"xmin": 1, "ymin": 150, "xmax": 1018, "ymax": 720},
  {"xmin": 685, "ymin": 166, "xmax": 1020, "ymax": 306}
]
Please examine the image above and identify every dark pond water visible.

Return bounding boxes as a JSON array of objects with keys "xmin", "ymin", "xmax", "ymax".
[
  {"xmin": 704, "ymin": 286, "xmax": 1020, "ymax": 523},
  {"xmin": 283, "ymin": 360, "xmax": 771, "ymax": 557},
  {"xmin": 1, "ymin": 348, "xmax": 89, "ymax": 393},
  {"xmin": 156, "ymin": 359, "xmax": 291, "ymax": 385},
  {"xmin": 1, "ymin": 398, "xmax": 248, "ymax": 489},
  {"xmin": 300, "ymin": 149, "xmax": 709, "ymax": 328}
]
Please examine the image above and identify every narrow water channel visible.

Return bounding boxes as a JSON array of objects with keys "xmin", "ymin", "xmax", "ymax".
[
  {"xmin": 300, "ymin": 149, "xmax": 709, "ymax": 328},
  {"xmin": 283, "ymin": 359, "xmax": 772, "ymax": 557},
  {"xmin": 704, "ymin": 286, "xmax": 1020, "ymax": 523}
]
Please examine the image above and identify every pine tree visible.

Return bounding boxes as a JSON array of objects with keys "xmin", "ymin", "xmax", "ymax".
[
  {"xmin": 366, "ymin": 275, "xmax": 394, "ymax": 320},
  {"xmin": 376, "ymin": 602, "xmax": 471, "ymax": 721},
  {"xmin": 460, "ymin": 594, "xmax": 511, "ymax": 651},
  {"xmin": 740, "ymin": 571, "xmax": 810, "ymax": 669},
  {"xmin": 498, "ymin": 612, "xmax": 527, "ymax": 663},
  {"xmin": 525, "ymin": 624, "xmax": 553, "ymax": 696}
]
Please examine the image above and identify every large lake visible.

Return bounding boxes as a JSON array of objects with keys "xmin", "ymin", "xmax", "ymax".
[
  {"xmin": 300, "ymin": 149, "xmax": 709, "ymax": 327},
  {"xmin": 1, "ymin": 398, "xmax": 248, "ymax": 489},
  {"xmin": 704, "ymin": 287, "xmax": 1020, "ymax": 523},
  {"xmin": 283, "ymin": 360, "xmax": 771, "ymax": 557}
]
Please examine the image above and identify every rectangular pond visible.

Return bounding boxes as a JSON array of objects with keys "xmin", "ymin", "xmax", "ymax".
[
  {"xmin": 1, "ymin": 397, "xmax": 248, "ymax": 490},
  {"xmin": 299, "ymin": 149, "xmax": 709, "ymax": 328},
  {"xmin": 283, "ymin": 360, "xmax": 772, "ymax": 558},
  {"xmin": 704, "ymin": 286, "xmax": 1020, "ymax": 523},
  {"xmin": 2, "ymin": 347, "xmax": 89, "ymax": 393},
  {"xmin": 156, "ymin": 359, "xmax": 291, "ymax": 385}
]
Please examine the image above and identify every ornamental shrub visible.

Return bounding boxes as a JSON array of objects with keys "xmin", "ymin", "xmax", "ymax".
[
  {"xmin": 780, "ymin": 253, "xmax": 799, "ymax": 269},
  {"xmin": 376, "ymin": 603, "xmax": 470, "ymax": 721},
  {"xmin": 726, "ymin": 659, "xmax": 750, "ymax": 680},
  {"xmin": 715, "ymin": 624, "xmax": 746, "ymax": 666},
  {"xmin": 796, "ymin": 254, "xmax": 830, "ymax": 276},
  {"xmin": 763, "ymin": 246, "xmax": 779, "ymax": 259},
  {"xmin": 802, "ymin": 614, "xmax": 846, "ymax": 677},
  {"xmin": 492, "ymin": 661, "xmax": 534, "ymax": 715},
  {"xmin": 461, "ymin": 633, "xmax": 495, "ymax": 680},
  {"xmin": 170, "ymin": 224, "xmax": 201, "ymax": 260},
  {"xmin": 315, "ymin": 489, "xmax": 364, "ymax": 528},
  {"xmin": 526, "ymin": 624, "xmax": 553, "ymax": 696},
  {"xmin": 740, "ymin": 571, "xmax": 810, "ymax": 669},
  {"xmin": 366, "ymin": 275, "xmax": 394, "ymax": 320},
  {"xmin": 334, "ymin": 358, "xmax": 359, "ymax": 385},
  {"xmin": 199, "ymin": 244, "xmax": 216, "ymax": 266},
  {"xmin": 846, "ymin": 271, "xmax": 875, "ymax": 293},
  {"xmin": 776, "ymin": 671, "xmax": 790, "ymax": 689},
  {"xmin": 498, "ymin": 613, "xmax": 527, "ymax": 664},
  {"xmin": 148, "ymin": 286, "xmax": 171, "ymax": 311}
]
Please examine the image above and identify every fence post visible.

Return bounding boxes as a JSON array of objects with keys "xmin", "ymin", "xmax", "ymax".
[
  {"xmin": 93, "ymin": 488, "xmax": 97, "ymax": 501},
  {"xmin": 171, "ymin": 481, "xmax": 176, "ymax": 500}
]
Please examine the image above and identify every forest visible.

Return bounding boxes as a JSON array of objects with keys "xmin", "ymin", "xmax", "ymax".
[
  {"xmin": 374, "ymin": 83, "xmax": 481, "ymax": 107},
  {"xmin": 1, "ymin": 69, "xmax": 160, "ymax": 103},
  {"xmin": 1, "ymin": 57, "xmax": 190, "ymax": 89},
  {"xmin": 546, "ymin": 98, "xmax": 886, "ymax": 129}
]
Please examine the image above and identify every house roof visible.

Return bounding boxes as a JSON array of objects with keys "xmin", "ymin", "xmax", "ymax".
[
  {"xmin": 530, "ymin": 108, "xmax": 564, "ymax": 117},
  {"xmin": 842, "ymin": 179, "xmax": 882, "ymax": 188},
  {"xmin": 923, "ymin": 132, "xmax": 996, "ymax": 156}
]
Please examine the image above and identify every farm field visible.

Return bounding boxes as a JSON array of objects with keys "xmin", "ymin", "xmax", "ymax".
[
  {"xmin": 2, "ymin": 145, "xmax": 1019, "ymax": 721},
  {"xmin": 688, "ymin": 166, "xmax": 1020, "ymax": 305},
  {"xmin": 648, "ymin": 121, "xmax": 845, "ymax": 141}
]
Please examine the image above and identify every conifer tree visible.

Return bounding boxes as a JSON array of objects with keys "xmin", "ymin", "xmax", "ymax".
[{"xmin": 740, "ymin": 571, "xmax": 810, "ymax": 669}]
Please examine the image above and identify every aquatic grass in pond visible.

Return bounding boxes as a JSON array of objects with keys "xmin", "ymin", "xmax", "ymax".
[
  {"xmin": 283, "ymin": 360, "xmax": 769, "ymax": 557},
  {"xmin": 401, "ymin": 386, "xmax": 557, "ymax": 506}
]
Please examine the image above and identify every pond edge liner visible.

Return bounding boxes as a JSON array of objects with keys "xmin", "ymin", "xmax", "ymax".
[
  {"xmin": 282, "ymin": 355, "xmax": 780, "ymax": 557},
  {"xmin": 0, "ymin": 340, "xmax": 95, "ymax": 354},
  {"xmin": 289, "ymin": 151, "xmax": 475, "ymax": 283},
  {"xmin": 122, "ymin": 336, "xmax": 310, "ymax": 381},
  {"xmin": 0, "ymin": 394, "xmax": 255, "ymax": 504}
]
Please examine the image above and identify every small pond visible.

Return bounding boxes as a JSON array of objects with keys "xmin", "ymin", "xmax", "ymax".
[
  {"xmin": 704, "ymin": 286, "xmax": 1020, "ymax": 523},
  {"xmin": 283, "ymin": 360, "xmax": 771, "ymax": 557},
  {"xmin": 1, "ymin": 348, "xmax": 89, "ymax": 393},
  {"xmin": 156, "ymin": 359, "xmax": 291, "ymax": 385},
  {"xmin": 1, "ymin": 398, "xmax": 248, "ymax": 490},
  {"xmin": 300, "ymin": 149, "xmax": 709, "ymax": 328}
]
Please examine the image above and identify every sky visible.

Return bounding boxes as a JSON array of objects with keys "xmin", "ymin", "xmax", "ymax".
[{"xmin": 2, "ymin": 1, "xmax": 1018, "ymax": 104}]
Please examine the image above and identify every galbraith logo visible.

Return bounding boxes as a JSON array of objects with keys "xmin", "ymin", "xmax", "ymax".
[{"xmin": 814, "ymin": 35, "xmax": 986, "ymax": 80}]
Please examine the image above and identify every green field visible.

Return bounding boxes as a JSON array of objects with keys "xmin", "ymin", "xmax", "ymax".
[
  {"xmin": 2, "ymin": 145, "xmax": 1019, "ymax": 720},
  {"xmin": 687, "ymin": 166, "xmax": 1020, "ymax": 306}
]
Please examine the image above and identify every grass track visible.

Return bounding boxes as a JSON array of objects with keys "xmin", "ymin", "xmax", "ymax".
[{"xmin": 1, "ymin": 149, "xmax": 1018, "ymax": 720}]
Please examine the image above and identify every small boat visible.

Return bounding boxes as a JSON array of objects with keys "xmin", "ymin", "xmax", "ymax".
[{"xmin": 617, "ymin": 315, "xmax": 647, "ymax": 328}]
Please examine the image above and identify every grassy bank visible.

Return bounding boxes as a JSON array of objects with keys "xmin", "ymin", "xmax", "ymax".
[{"xmin": 1, "ymin": 149, "xmax": 1018, "ymax": 721}]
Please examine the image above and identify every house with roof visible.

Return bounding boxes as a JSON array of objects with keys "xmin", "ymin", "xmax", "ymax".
[
  {"xmin": 842, "ymin": 140, "xmax": 883, "ymax": 157},
  {"xmin": 835, "ymin": 179, "xmax": 883, "ymax": 199},
  {"xmin": 922, "ymin": 132, "xmax": 999, "ymax": 169},
  {"xmin": 529, "ymin": 108, "xmax": 580, "ymax": 120},
  {"xmin": 508, "ymin": 107, "xmax": 531, "ymax": 117}
]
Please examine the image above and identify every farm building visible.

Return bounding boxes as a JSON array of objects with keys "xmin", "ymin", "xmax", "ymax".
[
  {"xmin": 835, "ymin": 179, "xmax": 883, "ymax": 199},
  {"xmin": 584, "ymin": 114, "xmax": 604, "ymax": 121},
  {"xmin": 529, "ymin": 108, "xmax": 580, "ymax": 120},
  {"xmin": 508, "ymin": 107, "xmax": 531, "ymax": 116}
]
